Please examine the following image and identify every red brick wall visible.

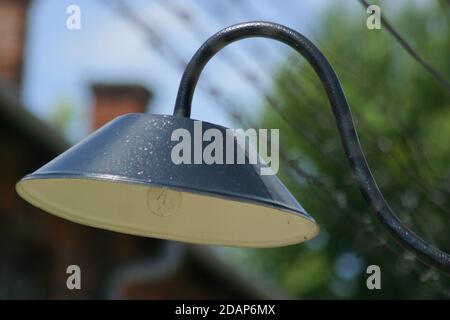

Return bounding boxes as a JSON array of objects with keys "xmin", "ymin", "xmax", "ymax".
[
  {"xmin": 0, "ymin": 0, "xmax": 30, "ymax": 89},
  {"xmin": 90, "ymin": 84, "xmax": 152, "ymax": 130}
]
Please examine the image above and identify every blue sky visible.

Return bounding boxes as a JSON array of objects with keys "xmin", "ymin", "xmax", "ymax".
[{"xmin": 22, "ymin": 0, "xmax": 339, "ymax": 141}]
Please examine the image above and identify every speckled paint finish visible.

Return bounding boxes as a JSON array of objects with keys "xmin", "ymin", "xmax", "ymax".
[{"xmin": 20, "ymin": 113, "xmax": 313, "ymax": 222}]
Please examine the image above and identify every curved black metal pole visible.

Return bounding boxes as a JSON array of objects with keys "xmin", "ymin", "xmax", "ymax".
[{"xmin": 173, "ymin": 21, "xmax": 450, "ymax": 275}]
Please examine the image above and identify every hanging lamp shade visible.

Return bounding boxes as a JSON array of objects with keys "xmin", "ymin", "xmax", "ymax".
[{"xmin": 16, "ymin": 113, "xmax": 319, "ymax": 247}]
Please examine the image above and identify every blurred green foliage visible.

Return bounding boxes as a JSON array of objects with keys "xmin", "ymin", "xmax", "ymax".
[
  {"xmin": 49, "ymin": 98, "xmax": 75, "ymax": 133},
  {"xmin": 227, "ymin": 2, "xmax": 450, "ymax": 299}
]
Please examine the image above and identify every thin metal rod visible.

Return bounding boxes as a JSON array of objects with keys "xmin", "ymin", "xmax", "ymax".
[
  {"xmin": 173, "ymin": 21, "xmax": 450, "ymax": 275},
  {"xmin": 358, "ymin": 0, "xmax": 450, "ymax": 92}
]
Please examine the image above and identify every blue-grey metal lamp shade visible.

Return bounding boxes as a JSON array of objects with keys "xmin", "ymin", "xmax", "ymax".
[{"xmin": 16, "ymin": 114, "xmax": 319, "ymax": 247}]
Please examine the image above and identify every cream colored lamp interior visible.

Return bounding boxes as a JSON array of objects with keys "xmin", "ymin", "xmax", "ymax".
[{"xmin": 17, "ymin": 178, "xmax": 318, "ymax": 247}]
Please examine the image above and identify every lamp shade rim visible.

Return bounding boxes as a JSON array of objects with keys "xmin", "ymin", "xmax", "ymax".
[{"xmin": 17, "ymin": 171, "xmax": 316, "ymax": 224}]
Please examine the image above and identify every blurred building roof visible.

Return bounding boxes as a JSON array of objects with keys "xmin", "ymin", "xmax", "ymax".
[{"xmin": 0, "ymin": 81, "xmax": 286, "ymax": 299}]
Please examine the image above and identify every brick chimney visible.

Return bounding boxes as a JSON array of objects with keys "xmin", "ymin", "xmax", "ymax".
[
  {"xmin": 90, "ymin": 84, "xmax": 152, "ymax": 131},
  {"xmin": 0, "ymin": 0, "xmax": 31, "ymax": 90}
]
